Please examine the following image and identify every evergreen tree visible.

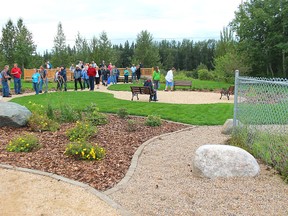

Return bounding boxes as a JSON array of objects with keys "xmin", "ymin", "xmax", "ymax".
[
  {"xmin": 0, "ymin": 19, "xmax": 16, "ymax": 66},
  {"xmin": 51, "ymin": 22, "xmax": 68, "ymax": 67},
  {"xmin": 134, "ymin": 30, "xmax": 160, "ymax": 67},
  {"xmin": 14, "ymin": 18, "xmax": 36, "ymax": 71}
]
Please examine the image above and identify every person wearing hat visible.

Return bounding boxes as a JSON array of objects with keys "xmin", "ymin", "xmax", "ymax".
[{"xmin": 74, "ymin": 65, "xmax": 83, "ymax": 91}]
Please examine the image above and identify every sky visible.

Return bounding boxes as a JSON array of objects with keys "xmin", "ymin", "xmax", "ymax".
[{"xmin": 0, "ymin": 0, "xmax": 242, "ymax": 53}]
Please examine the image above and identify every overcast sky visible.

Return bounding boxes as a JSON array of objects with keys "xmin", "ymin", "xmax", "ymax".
[{"xmin": 0, "ymin": 0, "xmax": 242, "ymax": 53}]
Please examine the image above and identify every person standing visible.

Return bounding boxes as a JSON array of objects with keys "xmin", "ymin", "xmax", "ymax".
[
  {"xmin": 74, "ymin": 65, "xmax": 83, "ymax": 91},
  {"xmin": 32, "ymin": 68, "xmax": 40, "ymax": 94},
  {"xmin": 87, "ymin": 64, "xmax": 96, "ymax": 91},
  {"xmin": 70, "ymin": 64, "xmax": 75, "ymax": 73},
  {"xmin": 130, "ymin": 64, "xmax": 136, "ymax": 82},
  {"xmin": 39, "ymin": 66, "xmax": 48, "ymax": 93},
  {"xmin": 1, "ymin": 65, "xmax": 11, "ymax": 97},
  {"xmin": 59, "ymin": 66, "xmax": 67, "ymax": 91},
  {"xmin": 123, "ymin": 67, "xmax": 130, "ymax": 83},
  {"xmin": 10, "ymin": 63, "xmax": 22, "ymax": 94},
  {"xmin": 165, "ymin": 67, "xmax": 176, "ymax": 91},
  {"xmin": 136, "ymin": 65, "xmax": 141, "ymax": 82},
  {"xmin": 82, "ymin": 65, "xmax": 89, "ymax": 89},
  {"xmin": 152, "ymin": 66, "xmax": 161, "ymax": 90},
  {"xmin": 111, "ymin": 65, "xmax": 118, "ymax": 85},
  {"xmin": 95, "ymin": 66, "xmax": 101, "ymax": 89},
  {"xmin": 101, "ymin": 66, "xmax": 109, "ymax": 86}
]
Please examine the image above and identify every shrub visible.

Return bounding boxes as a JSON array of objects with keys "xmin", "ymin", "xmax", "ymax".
[
  {"xmin": 83, "ymin": 103, "xmax": 108, "ymax": 125},
  {"xmin": 66, "ymin": 121, "xmax": 97, "ymax": 141},
  {"xmin": 145, "ymin": 115, "xmax": 162, "ymax": 127},
  {"xmin": 46, "ymin": 103, "xmax": 54, "ymax": 120},
  {"xmin": 6, "ymin": 133, "xmax": 40, "ymax": 152},
  {"xmin": 64, "ymin": 141, "xmax": 105, "ymax": 160},
  {"xmin": 198, "ymin": 69, "xmax": 214, "ymax": 80},
  {"xmin": 58, "ymin": 104, "xmax": 80, "ymax": 123},
  {"xmin": 117, "ymin": 108, "xmax": 129, "ymax": 119},
  {"xmin": 127, "ymin": 119, "xmax": 137, "ymax": 132},
  {"xmin": 28, "ymin": 113, "xmax": 60, "ymax": 132}
]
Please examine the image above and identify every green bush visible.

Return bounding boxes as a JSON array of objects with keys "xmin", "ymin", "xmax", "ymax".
[
  {"xmin": 6, "ymin": 133, "xmax": 40, "ymax": 152},
  {"xmin": 127, "ymin": 119, "xmax": 137, "ymax": 132},
  {"xmin": 145, "ymin": 115, "xmax": 162, "ymax": 127},
  {"xmin": 58, "ymin": 104, "xmax": 80, "ymax": 123},
  {"xmin": 117, "ymin": 108, "xmax": 129, "ymax": 119},
  {"xmin": 64, "ymin": 141, "xmax": 105, "ymax": 161},
  {"xmin": 66, "ymin": 121, "xmax": 97, "ymax": 141},
  {"xmin": 28, "ymin": 113, "xmax": 60, "ymax": 132},
  {"xmin": 83, "ymin": 103, "xmax": 108, "ymax": 125},
  {"xmin": 198, "ymin": 69, "xmax": 214, "ymax": 80}
]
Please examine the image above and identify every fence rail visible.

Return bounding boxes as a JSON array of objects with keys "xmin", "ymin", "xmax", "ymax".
[{"xmin": 23, "ymin": 68, "xmax": 154, "ymax": 81}]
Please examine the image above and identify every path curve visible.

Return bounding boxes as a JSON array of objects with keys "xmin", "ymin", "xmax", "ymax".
[{"xmin": 0, "ymin": 85, "xmax": 233, "ymax": 104}]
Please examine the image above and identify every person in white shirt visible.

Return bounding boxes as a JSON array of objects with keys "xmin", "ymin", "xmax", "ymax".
[{"xmin": 164, "ymin": 67, "xmax": 176, "ymax": 91}]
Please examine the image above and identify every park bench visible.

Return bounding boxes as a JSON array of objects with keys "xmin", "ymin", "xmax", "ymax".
[
  {"xmin": 174, "ymin": 80, "xmax": 192, "ymax": 90},
  {"xmin": 130, "ymin": 86, "xmax": 155, "ymax": 102}
]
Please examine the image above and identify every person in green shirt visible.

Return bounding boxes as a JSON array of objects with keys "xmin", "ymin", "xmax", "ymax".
[
  {"xmin": 152, "ymin": 66, "xmax": 160, "ymax": 90},
  {"xmin": 123, "ymin": 67, "xmax": 130, "ymax": 83}
]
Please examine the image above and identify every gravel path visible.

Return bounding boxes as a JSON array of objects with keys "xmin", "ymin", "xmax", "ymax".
[
  {"xmin": 0, "ymin": 168, "xmax": 122, "ymax": 216},
  {"xmin": 108, "ymin": 126, "xmax": 288, "ymax": 215},
  {"xmin": 1, "ymin": 88, "xmax": 287, "ymax": 215},
  {"xmin": 0, "ymin": 85, "xmax": 233, "ymax": 104}
]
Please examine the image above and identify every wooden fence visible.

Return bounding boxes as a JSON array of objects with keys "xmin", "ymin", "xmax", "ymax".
[{"xmin": 24, "ymin": 68, "xmax": 153, "ymax": 81}]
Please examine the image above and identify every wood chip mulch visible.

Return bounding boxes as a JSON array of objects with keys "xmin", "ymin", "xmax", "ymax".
[{"xmin": 0, "ymin": 115, "xmax": 188, "ymax": 191}]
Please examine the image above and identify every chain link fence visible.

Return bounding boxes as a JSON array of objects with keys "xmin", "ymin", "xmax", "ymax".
[{"xmin": 232, "ymin": 71, "xmax": 288, "ymax": 180}]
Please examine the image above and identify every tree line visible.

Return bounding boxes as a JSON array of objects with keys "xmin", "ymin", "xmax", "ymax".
[{"xmin": 1, "ymin": 0, "xmax": 288, "ymax": 79}]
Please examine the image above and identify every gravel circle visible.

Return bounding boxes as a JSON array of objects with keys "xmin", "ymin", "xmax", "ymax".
[{"xmin": 109, "ymin": 126, "xmax": 288, "ymax": 215}]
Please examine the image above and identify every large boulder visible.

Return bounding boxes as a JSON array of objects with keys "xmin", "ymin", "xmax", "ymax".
[
  {"xmin": 0, "ymin": 102, "xmax": 32, "ymax": 127},
  {"xmin": 193, "ymin": 144, "xmax": 260, "ymax": 178}
]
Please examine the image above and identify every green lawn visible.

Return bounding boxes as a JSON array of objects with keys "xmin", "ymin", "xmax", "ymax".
[{"xmin": 11, "ymin": 91, "xmax": 233, "ymax": 125}]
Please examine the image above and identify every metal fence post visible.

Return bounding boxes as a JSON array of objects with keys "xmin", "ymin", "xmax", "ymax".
[{"xmin": 233, "ymin": 70, "xmax": 239, "ymax": 127}]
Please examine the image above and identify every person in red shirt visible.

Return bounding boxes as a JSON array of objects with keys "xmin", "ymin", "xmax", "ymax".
[
  {"xmin": 87, "ymin": 64, "xmax": 96, "ymax": 91},
  {"xmin": 10, "ymin": 63, "xmax": 22, "ymax": 94}
]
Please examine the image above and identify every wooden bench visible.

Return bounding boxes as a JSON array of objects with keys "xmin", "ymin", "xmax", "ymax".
[
  {"xmin": 130, "ymin": 86, "xmax": 155, "ymax": 102},
  {"xmin": 174, "ymin": 80, "xmax": 192, "ymax": 90}
]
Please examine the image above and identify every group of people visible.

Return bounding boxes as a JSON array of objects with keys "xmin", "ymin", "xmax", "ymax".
[
  {"xmin": 68, "ymin": 60, "xmax": 143, "ymax": 91},
  {"xmin": 1, "ymin": 60, "xmax": 175, "ymax": 101},
  {"xmin": 0, "ymin": 63, "xmax": 23, "ymax": 97},
  {"xmin": 144, "ymin": 66, "xmax": 176, "ymax": 102}
]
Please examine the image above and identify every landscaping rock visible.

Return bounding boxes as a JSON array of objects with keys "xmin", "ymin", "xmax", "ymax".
[
  {"xmin": 222, "ymin": 119, "xmax": 240, "ymax": 135},
  {"xmin": 193, "ymin": 144, "xmax": 260, "ymax": 178},
  {"xmin": 0, "ymin": 102, "xmax": 32, "ymax": 127}
]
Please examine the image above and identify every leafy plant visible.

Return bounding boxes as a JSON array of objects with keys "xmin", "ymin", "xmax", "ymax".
[
  {"xmin": 83, "ymin": 103, "xmax": 108, "ymax": 125},
  {"xmin": 28, "ymin": 112, "xmax": 60, "ymax": 132},
  {"xmin": 6, "ymin": 133, "xmax": 40, "ymax": 152},
  {"xmin": 58, "ymin": 104, "xmax": 80, "ymax": 123},
  {"xmin": 117, "ymin": 108, "xmax": 129, "ymax": 119},
  {"xmin": 127, "ymin": 119, "xmax": 137, "ymax": 132},
  {"xmin": 64, "ymin": 141, "xmax": 105, "ymax": 161},
  {"xmin": 66, "ymin": 121, "xmax": 97, "ymax": 141},
  {"xmin": 145, "ymin": 115, "xmax": 162, "ymax": 127}
]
